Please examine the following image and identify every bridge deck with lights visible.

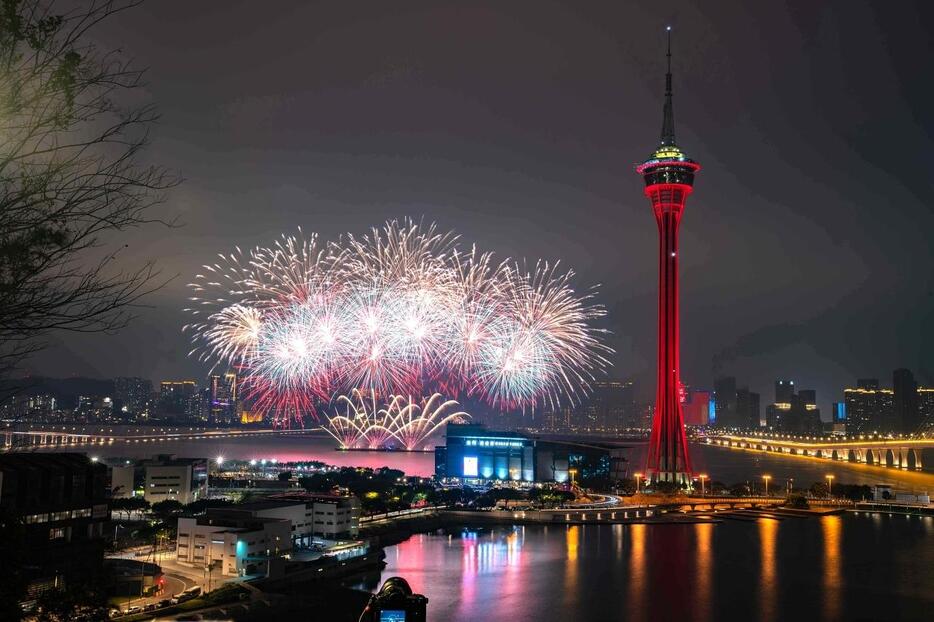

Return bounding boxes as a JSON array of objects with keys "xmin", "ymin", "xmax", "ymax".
[
  {"xmin": 1, "ymin": 426, "xmax": 320, "ymax": 449},
  {"xmin": 706, "ymin": 433, "xmax": 933, "ymax": 470}
]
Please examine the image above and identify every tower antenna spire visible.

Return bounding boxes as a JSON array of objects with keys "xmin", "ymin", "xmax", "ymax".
[{"xmin": 661, "ymin": 25, "xmax": 676, "ymax": 146}]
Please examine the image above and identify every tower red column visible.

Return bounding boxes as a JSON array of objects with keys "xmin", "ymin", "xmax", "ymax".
[{"xmin": 636, "ymin": 28, "xmax": 699, "ymax": 484}]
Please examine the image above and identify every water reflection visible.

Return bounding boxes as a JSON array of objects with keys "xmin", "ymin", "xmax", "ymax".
[
  {"xmin": 821, "ymin": 516, "xmax": 842, "ymax": 622},
  {"xmin": 628, "ymin": 523, "xmax": 646, "ymax": 622},
  {"xmin": 457, "ymin": 528, "xmax": 525, "ymax": 618},
  {"xmin": 459, "ymin": 528, "xmax": 524, "ymax": 576},
  {"xmin": 695, "ymin": 523, "xmax": 713, "ymax": 622},
  {"xmin": 758, "ymin": 518, "xmax": 778, "ymax": 622},
  {"xmin": 564, "ymin": 525, "xmax": 580, "ymax": 605},
  {"xmin": 364, "ymin": 515, "xmax": 931, "ymax": 621}
]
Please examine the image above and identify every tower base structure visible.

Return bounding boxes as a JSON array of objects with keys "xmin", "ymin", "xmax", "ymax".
[{"xmin": 649, "ymin": 470, "xmax": 693, "ymax": 486}]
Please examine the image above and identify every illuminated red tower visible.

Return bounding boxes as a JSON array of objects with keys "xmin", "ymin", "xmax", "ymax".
[{"xmin": 636, "ymin": 28, "xmax": 699, "ymax": 484}]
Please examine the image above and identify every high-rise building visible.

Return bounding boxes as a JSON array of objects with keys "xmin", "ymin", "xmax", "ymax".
[
  {"xmin": 831, "ymin": 402, "xmax": 847, "ymax": 424},
  {"xmin": 766, "ymin": 381, "xmax": 820, "ymax": 434},
  {"xmin": 158, "ymin": 380, "xmax": 199, "ymax": 422},
  {"xmin": 774, "ymin": 379, "xmax": 795, "ymax": 404},
  {"xmin": 713, "ymin": 377, "xmax": 737, "ymax": 428},
  {"xmin": 588, "ymin": 380, "xmax": 636, "ymax": 431},
  {"xmin": 114, "ymin": 377, "xmax": 153, "ymax": 419},
  {"xmin": 74, "ymin": 395, "xmax": 114, "ymax": 423},
  {"xmin": 636, "ymin": 29, "xmax": 700, "ymax": 483},
  {"xmin": 918, "ymin": 388, "xmax": 934, "ymax": 434},
  {"xmin": 682, "ymin": 389, "xmax": 710, "ymax": 426},
  {"xmin": 736, "ymin": 387, "xmax": 761, "ymax": 429},
  {"xmin": 830, "ymin": 401, "xmax": 847, "ymax": 435},
  {"xmin": 893, "ymin": 368, "xmax": 920, "ymax": 433},
  {"xmin": 843, "ymin": 382, "xmax": 894, "ymax": 434},
  {"xmin": 209, "ymin": 372, "xmax": 239, "ymax": 424}
]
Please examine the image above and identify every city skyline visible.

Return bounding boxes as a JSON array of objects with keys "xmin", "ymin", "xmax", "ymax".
[
  {"xmin": 16, "ymin": 1, "xmax": 933, "ymax": 411},
  {"xmin": 2, "ymin": 4, "xmax": 932, "ymax": 621}
]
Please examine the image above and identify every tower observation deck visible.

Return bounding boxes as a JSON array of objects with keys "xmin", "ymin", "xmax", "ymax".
[{"xmin": 635, "ymin": 28, "xmax": 700, "ymax": 484}]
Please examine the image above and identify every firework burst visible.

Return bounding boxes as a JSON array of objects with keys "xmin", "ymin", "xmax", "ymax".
[
  {"xmin": 184, "ymin": 219, "xmax": 611, "ymax": 426},
  {"xmin": 323, "ymin": 392, "xmax": 470, "ymax": 450}
]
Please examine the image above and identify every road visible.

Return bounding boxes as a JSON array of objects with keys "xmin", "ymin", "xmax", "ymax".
[
  {"xmin": 114, "ymin": 571, "xmax": 195, "ymax": 614},
  {"xmin": 109, "ymin": 550, "xmax": 209, "ymax": 615}
]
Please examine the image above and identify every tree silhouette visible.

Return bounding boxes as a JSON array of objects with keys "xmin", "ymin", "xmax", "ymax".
[{"xmin": 0, "ymin": 0, "xmax": 178, "ymax": 383}]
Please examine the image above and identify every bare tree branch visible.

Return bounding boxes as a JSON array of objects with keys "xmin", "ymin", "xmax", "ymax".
[{"xmin": 0, "ymin": 0, "xmax": 179, "ymax": 377}]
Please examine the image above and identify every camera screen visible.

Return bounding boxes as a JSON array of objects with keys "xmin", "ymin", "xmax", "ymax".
[{"xmin": 379, "ymin": 610, "xmax": 407, "ymax": 622}]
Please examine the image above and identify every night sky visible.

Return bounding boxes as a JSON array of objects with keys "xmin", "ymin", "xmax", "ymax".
[{"xmin": 27, "ymin": 1, "xmax": 934, "ymax": 415}]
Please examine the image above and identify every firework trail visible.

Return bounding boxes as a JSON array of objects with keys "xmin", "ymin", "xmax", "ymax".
[{"xmin": 184, "ymin": 219, "xmax": 611, "ymax": 427}]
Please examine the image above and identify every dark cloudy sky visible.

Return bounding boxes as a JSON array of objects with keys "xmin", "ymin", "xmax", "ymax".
[{"xmin": 27, "ymin": 0, "xmax": 934, "ymax": 415}]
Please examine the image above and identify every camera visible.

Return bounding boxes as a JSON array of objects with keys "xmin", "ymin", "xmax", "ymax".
[{"xmin": 359, "ymin": 577, "xmax": 428, "ymax": 622}]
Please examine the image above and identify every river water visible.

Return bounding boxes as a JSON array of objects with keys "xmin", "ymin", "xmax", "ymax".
[{"xmin": 355, "ymin": 515, "xmax": 933, "ymax": 621}]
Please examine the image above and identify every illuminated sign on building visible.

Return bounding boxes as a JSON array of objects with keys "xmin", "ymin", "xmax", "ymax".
[
  {"xmin": 463, "ymin": 456, "xmax": 478, "ymax": 477},
  {"xmin": 464, "ymin": 438, "xmax": 524, "ymax": 448}
]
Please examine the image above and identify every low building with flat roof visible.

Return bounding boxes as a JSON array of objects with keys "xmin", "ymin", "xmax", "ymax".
[
  {"xmin": 435, "ymin": 424, "xmax": 627, "ymax": 484},
  {"xmin": 110, "ymin": 454, "xmax": 208, "ymax": 504},
  {"xmin": 176, "ymin": 514, "xmax": 291, "ymax": 577},
  {"xmin": 207, "ymin": 493, "xmax": 360, "ymax": 543}
]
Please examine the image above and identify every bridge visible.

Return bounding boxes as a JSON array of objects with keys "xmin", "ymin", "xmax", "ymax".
[
  {"xmin": 706, "ymin": 433, "xmax": 933, "ymax": 470},
  {"xmin": 1, "ymin": 426, "xmax": 320, "ymax": 450}
]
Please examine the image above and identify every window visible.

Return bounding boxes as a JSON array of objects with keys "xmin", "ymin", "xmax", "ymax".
[
  {"xmin": 178, "ymin": 533, "xmax": 189, "ymax": 538},
  {"xmin": 49, "ymin": 527, "xmax": 65, "ymax": 540},
  {"xmin": 72, "ymin": 508, "xmax": 91, "ymax": 518},
  {"xmin": 50, "ymin": 511, "xmax": 70, "ymax": 522},
  {"xmin": 24, "ymin": 513, "xmax": 48, "ymax": 524}
]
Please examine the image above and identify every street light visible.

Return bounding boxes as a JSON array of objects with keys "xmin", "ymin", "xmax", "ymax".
[
  {"xmin": 762, "ymin": 475, "xmax": 771, "ymax": 497},
  {"xmin": 698, "ymin": 474, "xmax": 708, "ymax": 496},
  {"xmin": 826, "ymin": 474, "xmax": 834, "ymax": 497},
  {"xmin": 634, "ymin": 472, "xmax": 643, "ymax": 494},
  {"xmin": 216, "ymin": 455, "xmax": 224, "ymax": 466}
]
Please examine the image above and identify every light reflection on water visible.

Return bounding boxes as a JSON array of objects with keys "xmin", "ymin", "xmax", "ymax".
[
  {"xmin": 695, "ymin": 522, "xmax": 712, "ymax": 622},
  {"xmin": 759, "ymin": 518, "xmax": 778, "ymax": 622},
  {"xmin": 358, "ymin": 514, "xmax": 933, "ymax": 621},
  {"xmin": 822, "ymin": 515, "xmax": 842, "ymax": 622}
]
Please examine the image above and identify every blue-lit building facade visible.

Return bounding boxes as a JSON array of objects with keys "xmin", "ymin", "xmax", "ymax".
[{"xmin": 435, "ymin": 424, "xmax": 626, "ymax": 484}]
